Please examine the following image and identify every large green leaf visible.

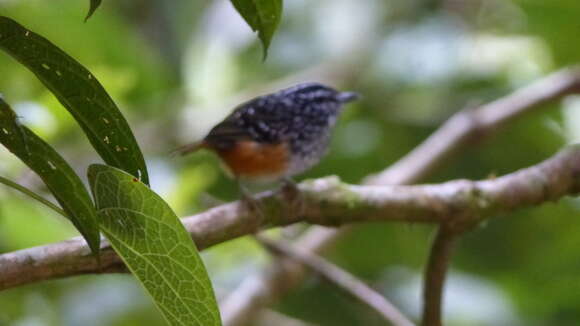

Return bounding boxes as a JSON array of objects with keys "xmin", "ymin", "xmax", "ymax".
[
  {"xmin": 0, "ymin": 16, "xmax": 149, "ymax": 185},
  {"xmin": 230, "ymin": 0, "xmax": 283, "ymax": 58},
  {"xmin": 0, "ymin": 98, "xmax": 100, "ymax": 255},
  {"xmin": 88, "ymin": 164, "xmax": 221, "ymax": 326}
]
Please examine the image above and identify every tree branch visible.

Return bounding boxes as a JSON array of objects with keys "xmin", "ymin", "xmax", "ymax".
[
  {"xmin": 366, "ymin": 67, "xmax": 580, "ymax": 185},
  {"xmin": 1, "ymin": 145, "xmax": 580, "ymax": 290},
  {"xmin": 421, "ymin": 227, "xmax": 458, "ymax": 326},
  {"xmin": 256, "ymin": 235, "xmax": 416, "ymax": 326},
  {"xmin": 219, "ymin": 66, "xmax": 580, "ymax": 325}
]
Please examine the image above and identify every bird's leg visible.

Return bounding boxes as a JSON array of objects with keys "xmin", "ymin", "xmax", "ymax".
[
  {"xmin": 280, "ymin": 177, "xmax": 305, "ymax": 218},
  {"xmin": 281, "ymin": 177, "xmax": 299, "ymax": 196},
  {"xmin": 237, "ymin": 179, "xmax": 265, "ymax": 230}
]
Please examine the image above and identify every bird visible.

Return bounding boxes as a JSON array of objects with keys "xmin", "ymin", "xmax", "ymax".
[{"xmin": 176, "ymin": 82, "xmax": 359, "ymax": 202}]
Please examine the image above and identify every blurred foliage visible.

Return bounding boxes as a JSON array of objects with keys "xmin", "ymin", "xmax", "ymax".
[{"xmin": 1, "ymin": 0, "xmax": 580, "ymax": 325}]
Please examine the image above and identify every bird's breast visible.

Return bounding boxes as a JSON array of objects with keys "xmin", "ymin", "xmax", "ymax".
[{"xmin": 215, "ymin": 140, "xmax": 290, "ymax": 181}]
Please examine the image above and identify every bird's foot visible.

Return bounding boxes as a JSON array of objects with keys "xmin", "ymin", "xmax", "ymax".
[
  {"xmin": 279, "ymin": 178, "xmax": 305, "ymax": 219},
  {"xmin": 240, "ymin": 190, "xmax": 266, "ymax": 232}
]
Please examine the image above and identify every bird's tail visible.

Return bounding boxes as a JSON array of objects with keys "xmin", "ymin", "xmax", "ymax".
[{"xmin": 171, "ymin": 141, "xmax": 208, "ymax": 156}]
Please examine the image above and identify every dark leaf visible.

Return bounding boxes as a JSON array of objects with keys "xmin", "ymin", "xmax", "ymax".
[
  {"xmin": 85, "ymin": 0, "xmax": 102, "ymax": 21},
  {"xmin": 0, "ymin": 97, "xmax": 100, "ymax": 255},
  {"xmin": 0, "ymin": 16, "xmax": 149, "ymax": 185},
  {"xmin": 230, "ymin": 0, "xmax": 283, "ymax": 58}
]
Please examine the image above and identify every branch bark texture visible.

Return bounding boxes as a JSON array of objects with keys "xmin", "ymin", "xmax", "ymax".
[{"xmin": 1, "ymin": 145, "xmax": 580, "ymax": 290}]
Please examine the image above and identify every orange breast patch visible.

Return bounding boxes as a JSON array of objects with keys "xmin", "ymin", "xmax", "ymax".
[{"xmin": 216, "ymin": 140, "xmax": 289, "ymax": 179}]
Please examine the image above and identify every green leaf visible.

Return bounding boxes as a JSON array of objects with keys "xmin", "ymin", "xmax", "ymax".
[
  {"xmin": 0, "ymin": 16, "xmax": 149, "ymax": 185},
  {"xmin": 230, "ymin": 0, "xmax": 283, "ymax": 58},
  {"xmin": 85, "ymin": 0, "xmax": 102, "ymax": 21},
  {"xmin": 0, "ymin": 98, "xmax": 100, "ymax": 255},
  {"xmin": 87, "ymin": 164, "xmax": 221, "ymax": 326}
]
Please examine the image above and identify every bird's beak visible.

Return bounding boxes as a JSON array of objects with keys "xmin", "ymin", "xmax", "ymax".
[{"xmin": 337, "ymin": 91, "xmax": 360, "ymax": 103}]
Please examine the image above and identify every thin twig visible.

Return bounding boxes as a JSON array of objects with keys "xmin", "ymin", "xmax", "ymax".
[
  {"xmin": 220, "ymin": 66, "xmax": 580, "ymax": 326},
  {"xmin": 220, "ymin": 227, "xmax": 340, "ymax": 326},
  {"xmin": 256, "ymin": 235, "xmax": 416, "ymax": 326},
  {"xmin": 421, "ymin": 226, "xmax": 457, "ymax": 326},
  {"xmin": 0, "ymin": 175, "xmax": 66, "ymax": 217}
]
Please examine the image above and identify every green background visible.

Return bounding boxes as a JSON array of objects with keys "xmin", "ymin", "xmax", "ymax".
[{"xmin": 1, "ymin": 0, "xmax": 580, "ymax": 325}]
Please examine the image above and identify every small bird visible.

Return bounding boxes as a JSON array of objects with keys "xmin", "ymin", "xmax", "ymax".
[{"xmin": 177, "ymin": 82, "xmax": 359, "ymax": 195}]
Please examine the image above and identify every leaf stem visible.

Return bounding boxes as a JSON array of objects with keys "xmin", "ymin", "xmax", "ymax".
[{"xmin": 0, "ymin": 175, "xmax": 67, "ymax": 217}]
